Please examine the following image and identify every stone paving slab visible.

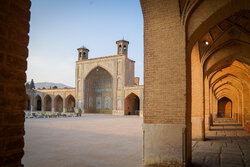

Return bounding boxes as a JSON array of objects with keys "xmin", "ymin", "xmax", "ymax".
[
  {"xmin": 193, "ymin": 118, "xmax": 250, "ymax": 167},
  {"xmin": 221, "ymin": 153, "xmax": 244, "ymax": 167}
]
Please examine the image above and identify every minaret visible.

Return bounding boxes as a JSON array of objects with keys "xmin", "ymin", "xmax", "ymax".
[
  {"xmin": 116, "ymin": 39, "xmax": 129, "ymax": 55},
  {"xmin": 77, "ymin": 45, "xmax": 89, "ymax": 61}
]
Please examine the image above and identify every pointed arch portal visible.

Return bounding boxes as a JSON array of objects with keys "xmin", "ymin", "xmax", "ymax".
[
  {"xmin": 84, "ymin": 66, "xmax": 113, "ymax": 114},
  {"xmin": 54, "ymin": 95, "xmax": 63, "ymax": 112},
  {"xmin": 65, "ymin": 95, "xmax": 75, "ymax": 112},
  {"xmin": 44, "ymin": 95, "xmax": 52, "ymax": 111},
  {"xmin": 34, "ymin": 95, "xmax": 42, "ymax": 111},
  {"xmin": 124, "ymin": 93, "xmax": 140, "ymax": 115},
  {"xmin": 218, "ymin": 97, "xmax": 232, "ymax": 118}
]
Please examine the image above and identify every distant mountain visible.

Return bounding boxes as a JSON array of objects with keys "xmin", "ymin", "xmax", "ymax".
[{"xmin": 27, "ymin": 82, "xmax": 73, "ymax": 89}]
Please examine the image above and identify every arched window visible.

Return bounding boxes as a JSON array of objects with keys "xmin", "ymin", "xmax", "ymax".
[
  {"xmin": 123, "ymin": 45, "xmax": 127, "ymax": 53},
  {"xmin": 118, "ymin": 45, "xmax": 122, "ymax": 53}
]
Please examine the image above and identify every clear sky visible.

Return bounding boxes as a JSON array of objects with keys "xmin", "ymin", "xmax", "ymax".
[{"xmin": 27, "ymin": 0, "xmax": 144, "ymax": 87}]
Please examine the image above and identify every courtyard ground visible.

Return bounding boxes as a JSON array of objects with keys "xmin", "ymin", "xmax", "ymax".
[
  {"xmin": 22, "ymin": 115, "xmax": 250, "ymax": 167},
  {"xmin": 22, "ymin": 114, "xmax": 143, "ymax": 167},
  {"xmin": 192, "ymin": 118, "xmax": 250, "ymax": 167}
]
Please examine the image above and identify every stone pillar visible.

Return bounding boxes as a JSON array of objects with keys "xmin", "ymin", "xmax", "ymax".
[
  {"xmin": 63, "ymin": 95, "xmax": 66, "ymax": 113},
  {"xmin": 41, "ymin": 94, "xmax": 45, "ymax": 112},
  {"xmin": 141, "ymin": 0, "xmax": 191, "ymax": 166},
  {"xmin": 204, "ymin": 77, "xmax": 210, "ymax": 131},
  {"xmin": 0, "ymin": 1, "xmax": 31, "ymax": 166},
  {"xmin": 191, "ymin": 43, "xmax": 205, "ymax": 140},
  {"xmin": 52, "ymin": 95, "xmax": 55, "ymax": 112}
]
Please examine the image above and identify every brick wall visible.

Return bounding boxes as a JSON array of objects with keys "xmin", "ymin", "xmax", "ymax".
[
  {"xmin": 0, "ymin": 0, "xmax": 31, "ymax": 166},
  {"xmin": 141, "ymin": 0, "xmax": 187, "ymax": 124}
]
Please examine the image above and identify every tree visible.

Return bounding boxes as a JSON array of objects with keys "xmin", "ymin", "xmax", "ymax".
[
  {"xmin": 42, "ymin": 87, "xmax": 46, "ymax": 89},
  {"xmin": 52, "ymin": 86, "xmax": 58, "ymax": 89},
  {"xmin": 25, "ymin": 83, "xmax": 30, "ymax": 89},
  {"xmin": 30, "ymin": 79, "xmax": 35, "ymax": 89}
]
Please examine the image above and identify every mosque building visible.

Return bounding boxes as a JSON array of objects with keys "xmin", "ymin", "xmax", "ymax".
[{"xmin": 26, "ymin": 40, "xmax": 144, "ymax": 116}]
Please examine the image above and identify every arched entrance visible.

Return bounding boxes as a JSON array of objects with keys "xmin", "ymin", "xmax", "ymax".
[
  {"xmin": 124, "ymin": 93, "xmax": 140, "ymax": 115},
  {"xmin": 34, "ymin": 95, "xmax": 42, "ymax": 111},
  {"xmin": 54, "ymin": 95, "xmax": 63, "ymax": 112},
  {"xmin": 218, "ymin": 97, "xmax": 232, "ymax": 118},
  {"xmin": 65, "ymin": 95, "xmax": 75, "ymax": 112},
  {"xmin": 84, "ymin": 66, "xmax": 113, "ymax": 114},
  {"xmin": 44, "ymin": 95, "xmax": 52, "ymax": 111},
  {"xmin": 26, "ymin": 95, "xmax": 31, "ymax": 110}
]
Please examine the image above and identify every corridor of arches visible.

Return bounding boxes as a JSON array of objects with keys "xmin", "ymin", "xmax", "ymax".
[{"xmin": 1, "ymin": 0, "xmax": 250, "ymax": 167}]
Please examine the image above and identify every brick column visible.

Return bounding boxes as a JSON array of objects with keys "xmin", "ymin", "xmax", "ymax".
[
  {"xmin": 63, "ymin": 95, "xmax": 66, "ymax": 113},
  {"xmin": 141, "ymin": 0, "xmax": 191, "ymax": 166},
  {"xmin": 191, "ymin": 43, "xmax": 205, "ymax": 140},
  {"xmin": 52, "ymin": 95, "xmax": 55, "ymax": 112},
  {"xmin": 204, "ymin": 77, "xmax": 210, "ymax": 131},
  {"xmin": 0, "ymin": 0, "xmax": 31, "ymax": 166},
  {"xmin": 41, "ymin": 94, "xmax": 45, "ymax": 112}
]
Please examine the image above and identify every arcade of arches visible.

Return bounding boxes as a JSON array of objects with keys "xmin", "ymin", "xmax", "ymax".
[
  {"xmin": 141, "ymin": 0, "xmax": 250, "ymax": 166},
  {"xmin": 25, "ymin": 89, "xmax": 76, "ymax": 113},
  {"xmin": 0, "ymin": 0, "xmax": 250, "ymax": 167}
]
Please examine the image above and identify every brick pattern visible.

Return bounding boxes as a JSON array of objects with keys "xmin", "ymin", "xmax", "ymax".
[
  {"xmin": 141, "ymin": 0, "xmax": 187, "ymax": 124},
  {"xmin": 0, "ymin": 0, "xmax": 31, "ymax": 166}
]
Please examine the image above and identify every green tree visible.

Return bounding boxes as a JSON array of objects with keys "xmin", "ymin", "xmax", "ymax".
[
  {"xmin": 30, "ymin": 79, "xmax": 35, "ymax": 89},
  {"xmin": 42, "ymin": 87, "xmax": 46, "ymax": 89},
  {"xmin": 52, "ymin": 86, "xmax": 58, "ymax": 89}
]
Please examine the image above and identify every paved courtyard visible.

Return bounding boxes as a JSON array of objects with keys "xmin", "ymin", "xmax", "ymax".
[
  {"xmin": 22, "ymin": 114, "xmax": 143, "ymax": 167},
  {"xmin": 22, "ymin": 115, "xmax": 250, "ymax": 167},
  {"xmin": 192, "ymin": 118, "xmax": 250, "ymax": 167}
]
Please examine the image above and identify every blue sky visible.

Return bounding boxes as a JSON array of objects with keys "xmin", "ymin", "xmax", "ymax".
[{"xmin": 27, "ymin": 0, "xmax": 144, "ymax": 87}]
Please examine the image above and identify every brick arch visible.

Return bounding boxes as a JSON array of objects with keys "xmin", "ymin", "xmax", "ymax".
[
  {"xmin": 186, "ymin": 1, "xmax": 250, "ymax": 52},
  {"xmin": 217, "ymin": 97, "xmax": 232, "ymax": 118},
  {"xmin": 216, "ymin": 91, "xmax": 240, "ymax": 121},
  {"xmin": 214, "ymin": 83, "xmax": 241, "ymax": 97},
  {"xmin": 34, "ymin": 95, "xmax": 42, "ymax": 111},
  {"xmin": 84, "ymin": 66, "xmax": 113, "ymax": 113},
  {"xmin": 214, "ymin": 83, "xmax": 243, "ymax": 122},
  {"xmin": 124, "ymin": 93, "xmax": 140, "ymax": 115},
  {"xmin": 203, "ymin": 42, "xmax": 250, "ymax": 77},
  {"xmin": 54, "ymin": 95, "xmax": 63, "ymax": 112},
  {"xmin": 208, "ymin": 62, "xmax": 250, "ymax": 87},
  {"xmin": 43, "ymin": 94, "xmax": 52, "ymax": 111},
  {"xmin": 212, "ymin": 76, "xmax": 244, "ymax": 94},
  {"xmin": 84, "ymin": 65, "xmax": 114, "ymax": 80},
  {"xmin": 65, "ymin": 94, "xmax": 75, "ymax": 112}
]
